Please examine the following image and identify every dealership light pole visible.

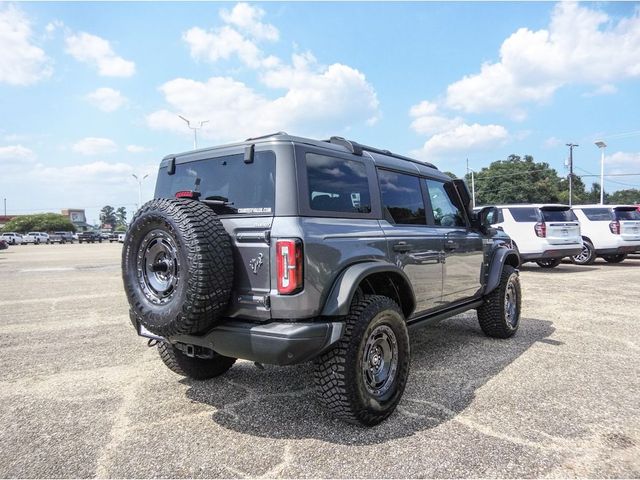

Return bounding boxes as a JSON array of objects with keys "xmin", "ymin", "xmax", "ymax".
[
  {"xmin": 595, "ymin": 140, "xmax": 607, "ymax": 205},
  {"xmin": 132, "ymin": 173, "xmax": 148, "ymax": 208},
  {"xmin": 178, "ymin": 115, "xmax": 209, "ymax": 150},
  {"xmin": 566, "ymin": 143, "xmax": 578, "ymax": 206}
]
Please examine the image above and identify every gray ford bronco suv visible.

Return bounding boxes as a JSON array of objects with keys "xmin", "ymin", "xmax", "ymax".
[{"xmin": 123, "ymin": 133, "xmax": 521, "ymax": 426}]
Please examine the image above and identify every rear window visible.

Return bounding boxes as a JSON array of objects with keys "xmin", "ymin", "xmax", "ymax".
[
  {"xmin": 306, "ymin": 153, "xmax": 371, "ymax": 214},
  {"xmin": 508, "ymin": 207, "xmax": 540, "ymax": 223},
  {"xmin": 614, "ymin": 208, "xmax": 640, "ymax": 220},
  {"xmin": 581, "ymin": 208, "xmax": 611, "ymax": 221},
  {"xmin": 155, "ymin": 151, "xmax": 275, "ymax": 215},
  {"xmin": 541, "ymin": 208, "xmax": 577, "ymax": 222}
]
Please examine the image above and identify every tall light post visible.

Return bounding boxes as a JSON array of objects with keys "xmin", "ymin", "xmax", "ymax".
[
  {"xmin": 566, "ymin": 143, "xmax": 579, "ymax": 206},
  {"xmin": 178, "ymin": 115, "xmax": 209, "ymax": 150},
  {"xmin": 595, "ymin": 140, "xmax": 607, "ymax": 205},
  {"xmin": 132, "ymin": 173, "xmax": 148, "ymax": 208}
]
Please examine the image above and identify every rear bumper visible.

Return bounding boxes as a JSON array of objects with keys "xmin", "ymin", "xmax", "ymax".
[
  {"xmin": 520, "ymin": 247, "xmax": 582, "ymax": 261},
  {"xmin": 596, "ymin": 245, "xmax": 640, "ymax": 255},
  {"xmin": 134, "ymin": 318, "xmax": 345, "ymax": 366}
]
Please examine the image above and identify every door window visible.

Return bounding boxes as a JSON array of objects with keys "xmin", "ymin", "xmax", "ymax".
[
  {"xmin": 424, "ymin": 179, "xmax": 466, "ymax": 227},
  {"xmin": 378, "ymin": 170, "xmax": 426, "ymax": 225}
]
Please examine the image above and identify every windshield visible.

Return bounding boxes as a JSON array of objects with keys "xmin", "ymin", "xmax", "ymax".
[
  {"xmin": 541, "ymin": 208, "xmax": 577, "ymax": 222},
  {"xmin": 614, "ymin": 208, "xmax": 640, "ymax": 220},
  {"xmin": 155, "ymin": 151, "xmax": 276, "ymax": 215}
]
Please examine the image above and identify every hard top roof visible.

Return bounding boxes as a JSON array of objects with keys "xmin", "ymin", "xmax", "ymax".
[{"xmin": 161, "ymin": 132, "xmax": 442, "ymax": 174}]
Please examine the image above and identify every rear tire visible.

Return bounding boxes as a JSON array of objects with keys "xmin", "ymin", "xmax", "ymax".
[
  {"xmin": 603, "ymin": 254, "xmax": 627, "ymax": 263},
  {"xmin": 157, "ymin": 342, "xmax": 235, "ymax": 380},
  {"xmin": 313, "ymin": 295, "xmax": 410, "ymax": 426},
  {"xmin": 536, "ymin": 258, "xmax": 562, "ymax": 268},
  {"xmin": 477, "ymin": 265, "xmax": 521, "ymax": 338},
  {"xmin": 572, "ymin": 240, "xmax": 596, "ymax": 265}
]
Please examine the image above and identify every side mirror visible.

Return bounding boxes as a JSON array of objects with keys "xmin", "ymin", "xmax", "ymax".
[
  {"xmin": 479, "ymin": 206, "xmax": 498, "ymax": 227},
  {"xmin": 472, "ymin": 206, "xmax": 498, "ymax": 231}
]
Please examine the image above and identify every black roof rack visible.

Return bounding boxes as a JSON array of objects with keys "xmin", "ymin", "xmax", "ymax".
[
  {"xmin": 327, "ymin": 136, "xmax": 437, "ymax": 169},
  {"xmin": 245, "ymin": 131, "xmax": 288, "ymax": 141}
]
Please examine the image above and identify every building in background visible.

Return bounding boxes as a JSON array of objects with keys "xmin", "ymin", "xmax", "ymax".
[
  {"xmin": 61, "ymin": 209, "xmax": 92, "ymax": 231},
  {"xmin": 0, "ymin": 215, "xmax": 16, "ymax": 229}
]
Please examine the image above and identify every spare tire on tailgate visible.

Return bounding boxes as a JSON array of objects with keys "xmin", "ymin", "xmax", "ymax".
[{"xmin": 122, "ymin": 198, "xmax": 234, "ymax": 337}]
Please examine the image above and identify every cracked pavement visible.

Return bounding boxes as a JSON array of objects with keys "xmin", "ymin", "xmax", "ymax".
[{"xmin": 0, "ymin": 244, "xmax": 639, "ymax": 478}]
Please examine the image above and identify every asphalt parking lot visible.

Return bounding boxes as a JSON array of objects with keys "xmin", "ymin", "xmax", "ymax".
[{"xmin": 0, "ymin": 243, "xmax": 638, "ymax": 478}]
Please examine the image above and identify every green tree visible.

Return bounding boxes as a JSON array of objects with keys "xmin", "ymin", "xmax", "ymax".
[
  {"xmin": 466, "ymin": 155, "xmax": 564, "ymax": 205},
  {"xmin": 1, "ymin": 213, "xmax": 76, "ymax": 233},
  {"xmin": 115, "ymin": 207, "xmax": 128, "ymax": 229},
  {"xmin": 609, "ymin": 188, "xmax": 640, "ymax": 204},
  {"xmin": 442, "ymin": 171, "xmax": 458, "ymax": 179},
  {"xmin": 99, "ymin": 205, "xmax": 117, "ymax": 229}
]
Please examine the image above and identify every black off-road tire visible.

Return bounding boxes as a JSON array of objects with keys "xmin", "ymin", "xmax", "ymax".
[
  {"xmin": 603, "ymin": 254, "xmax": 627, "ymax": 263},
  {"xmin": 536, "ymin": 258, "xmax": 562, "ymax": 268},
  {"xmin": 313, "ymin": 295, "xmax": 410, "ymax": 426},
  {"xmin": 477, "ymin": 265, "xmax": 521, "ymax": 339},
  {"xmin": 122, "ymin": 198, "xmax": 234, "ymax": 337},
  {"xmin": 158, "ymin": 342, "xmax": 236, "ymax": 380},
  {"xmin": 572, "ymin": 240, "xmax": 596, "ymax": 265}
]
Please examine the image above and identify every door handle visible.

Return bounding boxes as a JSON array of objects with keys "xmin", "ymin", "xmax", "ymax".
[
  {"xmin": 393, "ymin": 242, "xmax": 411, "ymax": 253},
  {"xmin": 444, "ymin": 239, "xmax": 457, "ymax": 251}
]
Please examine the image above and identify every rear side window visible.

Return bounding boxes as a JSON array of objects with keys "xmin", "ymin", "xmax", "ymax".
[
  {"xmin": 424, "ymin": 179, "xmax": 466, "ymax": 227},
  {"xmin": 541, "ymin": 209, "xmax": 577, "ymax": 222},
  {"xmin": 378, "ymin": 170, "xmax": 426, "ymax": 225},
  {"xmin": 581, "ymin": 208, "xmax": 612, "ymax": 221},
  {"xmin": 614, "ymin": 208, "xmax": 640, "ymax": 220},
  {"xmin": 508, "ymin": 207, "xmax": 540, "ymax": 222},
  {"xmin": 155, "ymin": 151, "xmax": 276, "ymax": 214},
  {"xmin": 306, "ymin": 153, "xmax": 371, "ymax": 214}
]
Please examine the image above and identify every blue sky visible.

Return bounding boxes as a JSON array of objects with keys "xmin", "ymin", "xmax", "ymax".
[{"xmin": 1, "ymin": 1, "xmax": 639, "ymax": 224}]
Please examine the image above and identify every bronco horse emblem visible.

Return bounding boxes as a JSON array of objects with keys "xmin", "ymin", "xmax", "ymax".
[{"xmin": 249, "ymin": 253, "xmax": 263, "ymax": 274}]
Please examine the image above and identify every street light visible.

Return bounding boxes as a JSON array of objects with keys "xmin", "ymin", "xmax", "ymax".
[
  {"xmin": 178, "ymin": 115, "xmax": 209, "ymax": 150},
  {"xmin": 595, "ymin": 140, "xmax": 607, "ymax": 205},
  {"xmin": 132, "ymin": 173, "xmax": 149, "ymax": 208}
]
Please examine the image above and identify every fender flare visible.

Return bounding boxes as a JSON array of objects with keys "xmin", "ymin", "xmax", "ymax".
[
  {"xmin": 321, "ymin": 262, "xmax": 416, "ymax": 318},
  {"xmin": 484, "ymin": 248, "xmax": 520, "ymax": 295}
]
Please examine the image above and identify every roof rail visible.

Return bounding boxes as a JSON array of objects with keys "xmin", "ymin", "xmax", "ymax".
[
  {"xmin": 245, "ymin": 131, "xmax": 288, "ymax": 141},
  {"xmin": 327, "ymin": 136, "xmax": 437, "ymax": 169},
  {"xmin": 327, "ymin": 136, "xmax": 363, "ymax": 156}
]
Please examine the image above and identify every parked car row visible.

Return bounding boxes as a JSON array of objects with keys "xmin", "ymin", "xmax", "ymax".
[
  {"xmin": 482, "ymin": 204, "xmax": 640, "ymax": 267},
  {"xmin": 0, "ymin": 231, "xmax": 127, "ymax": 245}
]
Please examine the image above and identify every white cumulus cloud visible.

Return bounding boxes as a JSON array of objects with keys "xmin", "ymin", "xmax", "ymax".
[
  {"xmin": 220, "ymin": 3, "xmax": 279, "ymax": 41},
  {"xmin": 72, "ymin": 137, "xmax": 117, "ymax": 155},
  {"xmin": 444, "ymin": 2, "xmax": 640, "ymax": 116},
  {"xmin": 411, "ymin": 123, "xmax": 509, "ymax": 159},
  {"xmin": 0, "ymin": 144, "xmax": 36, "ymax": 163},
  {"xmin": 183, "ymin": 3, "xmax": 280, "ymax": 69},
  {"xmin": 149, "ymin": 4, "xmax": 379, "ymax": 143},
  {"xmin": 0, "ymin": 6, "xmax": 52, "ymax": 86},
  {"xmin": 85, "ymin": 87, "xmax": 127, "ymax": 112},
  {"xmin": 66, "ymin": 32, "xmax": 135, "ymax": 77}
]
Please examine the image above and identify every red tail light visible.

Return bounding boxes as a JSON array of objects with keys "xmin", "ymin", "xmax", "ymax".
[
  {"xmin": 175, "ymin": 190, "xmax": 200, "ymax": 199},
  {"xmin": 276, "ymin": 239, "xmax": 303, "ymax": 295},
  {"xmin": 534, "ymin": 222, "xmax": 546, "ymax": 238},
  {"xmin": 609, "ymin": 220, "xmax": 621, "ymax": 234}
]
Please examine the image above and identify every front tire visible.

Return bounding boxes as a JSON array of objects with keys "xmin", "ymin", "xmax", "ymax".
[
  {"xmin": 477, "ymin": 265, "xmax": 521, "ymax": 338},
  {"xmin": 158, "ymin": 342, "xmax": 235, "ymax": 380},
  {"xmin": 603, "ymin": 254, "xmax": 627, "ymax": 263},
  {"xmin": 536, "ymin": 258, "xmax": 562, "ymax": 268},
  {"xmin": 572, "ymin": 240, "xmax": 596, "ymax": 265},
  {"xmin": 314, "ymin": 295, "xmax": 410, "ymax": 426}
]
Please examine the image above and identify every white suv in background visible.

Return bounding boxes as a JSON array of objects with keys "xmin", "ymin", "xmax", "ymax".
[
  {"xmin": 488, "ymin": 204, "xmax": 582, "ymax": 268},
  {"xmin": 571, "ymin": 205, "xmax": 640, "ymax": 264},
  {"xmin": 0, "ymin": 232, "xmax": 23, "ymax": 245},
  {"xmin": 28, "ymin": 232, "xmax": 50, "ymax": 244}
]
